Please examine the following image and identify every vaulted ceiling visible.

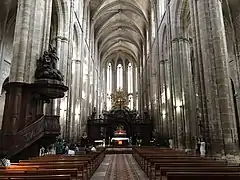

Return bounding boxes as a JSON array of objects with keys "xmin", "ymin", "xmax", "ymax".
[
  {"xmin": 89, "ymin": 0, "xmax": 151, "ymax": 67},
  {"xmin": 0, "ymin": 0, "xmax": 17, "ymax": 33}
]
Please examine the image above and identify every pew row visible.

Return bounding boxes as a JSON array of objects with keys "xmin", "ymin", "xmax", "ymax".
[
  {"xmin": 0, "ymin": 149, "xmax": 105, "ymax": 180},
  {"xmin": 133, "ymin": 147, "xmax": 240, "ymax": 180}
]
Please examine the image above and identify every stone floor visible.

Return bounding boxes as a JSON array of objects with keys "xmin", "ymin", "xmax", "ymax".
[{"xmin": 91, "ymin": 154, "xmax": 148, "ymax": 180}]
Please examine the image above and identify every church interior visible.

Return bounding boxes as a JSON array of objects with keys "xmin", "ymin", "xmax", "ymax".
[{"xmin": 1, "ymin": 0, "xmax": 240, "ymax": 179}]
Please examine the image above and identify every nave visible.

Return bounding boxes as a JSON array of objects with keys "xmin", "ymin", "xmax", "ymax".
[{"xmin": 2, "ymin": 147, "xmax": 240, "ymax": 179}]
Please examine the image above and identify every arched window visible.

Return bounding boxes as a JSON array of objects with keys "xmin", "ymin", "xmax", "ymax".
[
  {"xmin": 82, "ymin": 48, "xmax": 88, "ymax": 100},
  {"xmin": 151, "ymin": 9, "xmax": 156, "ymax": 39},
  {"xmin": 107, "ymin": 63, "xmax": 112, "ymax": 110},
  {"xmin": 78, "ymin": 0, "xmax": 84, "ymax": 27},
  {"xmin": 128, "ymin": 63, "xmax": 133, "ymax": 93},
  {"xmin": 117, "ymin": 64, "xmax": 123, "ymax": 89},
  {"xmin": 107, "ymin": 63, "xmax": 112, "ymax": 94},
  {"xmin": 135, "ymin": 67, "xmax": 138, "ymax": 90},
  {"xmin": 158, "ymin": 0, "xmax": 166, "ymax": 21},
  {"xmin": 73, "ymin": 29, "xmax": 77, "ymax": 59}
]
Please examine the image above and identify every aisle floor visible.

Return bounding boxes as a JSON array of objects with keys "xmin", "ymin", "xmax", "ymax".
[{"xmin": 91, "ymin": 154, "xmax": 148, "ymax": 180}]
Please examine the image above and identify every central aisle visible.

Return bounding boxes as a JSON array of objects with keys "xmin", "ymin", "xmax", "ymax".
[{"xmin": 91, "ymin": 154, "xmax": 148, "ymax": 180}]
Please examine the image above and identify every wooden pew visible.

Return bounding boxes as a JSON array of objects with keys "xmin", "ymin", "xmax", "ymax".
[
  {"xmin": 132, "ymin": 147, "xmax": 240, "ymax": 180},
  {"xmin": 152, "ymin": 163, "xmax": 233, "ymax": 180},
  {"xmin": 149, "ymin": 160, "xmax": 228, "ymax": 179},
  {"xmin": 12, "ymin": 162, "xmax": 88, "ymax": 179},
  {"xmin": 0, "ymin": 164, "xmax": 85, "ymax": 180},
  {"xmin": 147, "ymin": 158, "xmax": 226, "ymax": 175},
  {"xmin": 0, "ymin": 169, "xmax": 78, "ymax": 179},
  {"xmin": 143, "ymin": 155, "xmax": 218, "ymax": 171},
  {"xmin": 166, "ymin": 172, "xmax": 240, "ymax": 180},
  {"xmin": 19, "ymin": 150, "xmax": 105, "ymax": 176},
  {"xmin": 0, "ymin": 174, "xmax": 71, "ymax": 180},
  {"xmin": 27, "ymin": 151, "xmax": 105, "ymax": 174},
  {"xmin": 160, "ymin": 167, "xmax": 240, "ymax": 180},
  {"xmin": 0, "ymin": 148, "xmax": 105, "ymax": 180}
]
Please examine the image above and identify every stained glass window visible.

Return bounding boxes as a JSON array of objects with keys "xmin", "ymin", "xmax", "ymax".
[
  {"xmin": 158, "ymin": 0, "xmax": 166, "ymax": 21},
  {"xmin": 117, "ymin": 64, "xmax": 123, "ymax": 89},
  {"xmin": 107, "ymin": 63, "xmax": 112, "ymax": 94},
  {"xmin": 128, "ymin": 63, "xmax": 133, "ymax": 93},
  {"xmin": 107, "ymin": 63, "xmax": 112, "ymax": 110}
]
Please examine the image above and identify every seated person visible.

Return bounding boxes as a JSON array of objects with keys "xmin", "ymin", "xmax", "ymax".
[
  {"xmin": 0, "ymin": 153, "xmax": 11, "ymax": 167},
  {"xmin": 39, "ymin": 146, "xmax": 45, "ymax": 156}
]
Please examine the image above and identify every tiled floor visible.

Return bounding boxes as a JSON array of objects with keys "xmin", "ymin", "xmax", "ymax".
[{"xmin": 91, "ymin": 154, "xmax": 148, "ymax": 180}]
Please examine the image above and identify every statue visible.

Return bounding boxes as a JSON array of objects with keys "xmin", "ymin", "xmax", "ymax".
[
  {"xmin": 49, "ymin": 45, "xmax": 58, "ymax": 69},
  {"xmin": 93, "ymin": 107, "xmax": 96, "ymax": 113},
  {"xmin": 103, "ymin": 102, "xmax": 107, "ymax": 111},
  {"xmin": 35, "ymin": 45, "xmax": 64, "ymax": 81}
]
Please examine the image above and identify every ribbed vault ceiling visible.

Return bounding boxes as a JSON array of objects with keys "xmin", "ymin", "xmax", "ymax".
[
  {"xmin": 89, "ymin": 0, "xmax": 150, "ymax": 67},
  {"xmin": 0, "ymin": 0, "xmax": 17, "ymax": 28}
]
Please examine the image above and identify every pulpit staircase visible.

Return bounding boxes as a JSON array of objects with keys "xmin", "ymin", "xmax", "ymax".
[{"xmin": 0, "ymin": 115, "xmax": 61, "ymax": 160}]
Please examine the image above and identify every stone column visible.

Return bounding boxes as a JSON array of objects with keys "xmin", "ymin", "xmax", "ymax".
[
  {"xmin": 78, "ymin": 61, "xmax": 83, "ymax": 138},
  {"xmin": 54, "ymin": 36, "xmax": 65, "ymax": 117},
  {"xmin": 140, "ymin": 45, "xmax": 145, "ymax": 115},
  {"xmin": 178, "ymin": 37, "xmax": 195, "ymax": 149},
  {"xmin": 70, "ymin": 60, "xmax": 80, "ymax": 142},
  {"xmin": 66, "ymin": 1, "xmax": 75, "ymax": 141},
  {"xmin": 196, "ymin": 0, "xmax": 239, "ymax": 154},
  {"xmin": 188, "ymin": 0, "xmax": 207, "ymax": 146},
  {"xmin": 171, "ymin": 38, "xmax": 185, "ymax": 149},
  {"xmin": 10, "ymin": 0, "xmax": 52, "ymax": 83},
  {"xmin": 137, "ymin": 67, "xmax": 140, "ymax": 111}
]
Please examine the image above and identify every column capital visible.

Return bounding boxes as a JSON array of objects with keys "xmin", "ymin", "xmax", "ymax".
[
  {"xmin": 53, "ymin": 36, "xmax": 68, "ymax": 42},
  {"xmin": 172, "ymin": 37, "xmax": 189, "ymax": 42},
  {"xmin": 159, "ymin": 59, "xmax": 168, "ymax": 64},
  {"xmin": 195, "ymin": 0, "xmax": 223, "ymax": 2},
  {"xmin": 152, "ymin": 72, "xmax": 157, "ymax": 77},
  {"xmin": 72, "ymin": 59, "xmax": 81, "ymax": 63}
]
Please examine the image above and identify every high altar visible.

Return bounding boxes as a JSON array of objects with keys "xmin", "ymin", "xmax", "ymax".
[{"xmin": 87, "ymin": 90, "xmax": 152, "ymax": 146}]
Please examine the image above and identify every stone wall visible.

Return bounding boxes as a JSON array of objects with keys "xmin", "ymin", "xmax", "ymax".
[{"xmin": 150, "ymin": 0, "xmax": 240, "ymax": 154}]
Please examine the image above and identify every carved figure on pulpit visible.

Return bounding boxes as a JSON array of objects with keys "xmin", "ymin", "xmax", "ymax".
[
  {"xmin": 49, "ymin": 45, "xmax": 58, "ymax": 69},
  {"xmin": 35, "ymin": 45, "xmax": 64, "ymax": 81}
]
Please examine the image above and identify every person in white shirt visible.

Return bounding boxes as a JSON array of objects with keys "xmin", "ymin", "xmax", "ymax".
[
  {"xmin": 91, "ymin": 145, "xmax": 97, "ymax": 152},
  {"xmin": 168, "ymin": 138, "xmax": 173, "ymax": 148},
  {"xmin": 68, "ymin": 149, "xmax": 75, "ymax": 155},
  {"xmin": 200, "ymin": 138, "xmax": 206, "ymax": 156}
]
